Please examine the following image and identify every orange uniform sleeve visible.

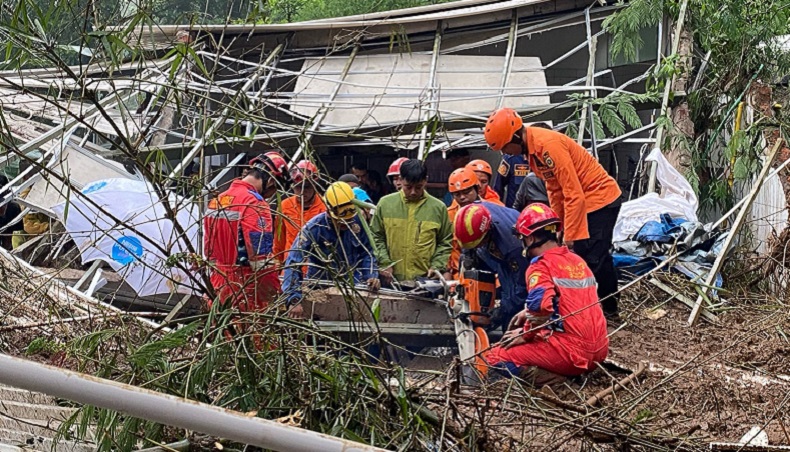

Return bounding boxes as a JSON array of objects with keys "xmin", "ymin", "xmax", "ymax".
[{"xmin": 272, "ymin": 208, "xmax": 286, "ymax": 263}]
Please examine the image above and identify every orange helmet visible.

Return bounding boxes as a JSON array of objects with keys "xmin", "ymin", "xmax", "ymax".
[
  {"xmin": 484, "ymin": 108, "xmax": 523, "ymax": 151},
  {"xmin": 387, "ymin": 157, "xmax": 409, "ymax": 177},
  {"xmin": 455, "ymin": 204, "xmax": 492, "ymax": 249},
  {"xmin": 466, "ymin": 159, "xmax": 493, "ymax": 176},
  {"xmin": 448, "ymin": 168, "xmax": 479, "ymax": 193}
]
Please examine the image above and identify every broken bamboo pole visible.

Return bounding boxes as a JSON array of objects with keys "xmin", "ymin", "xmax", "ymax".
[
  {"xmin": 167, "ymin": 43, "xmax": 284, "ymax": 181},
  {"xmin": 648, "ymin": 277, "xmax": 717, "ymax": 323},
  {"xmin": 586, "ymin": 362, "xmax": 647, "ymax": 407},
  {"xmin": 688, "ymin": 138, "xmax": 784, "ymax": 326}
]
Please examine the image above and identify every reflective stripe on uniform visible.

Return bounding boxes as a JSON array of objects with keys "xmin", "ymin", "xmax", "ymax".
[
  {"xmin": 553, "ymin": 276, "xmax": 597, "ymax": 289},
  {"xmin": 206, "ymin": 209, "xmax": 241, "ymax": 220}
]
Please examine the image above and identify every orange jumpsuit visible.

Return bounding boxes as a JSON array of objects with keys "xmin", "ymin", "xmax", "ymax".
[
  {"xmin": 203, "ymin": 180, "xmax": 280, "ymax": 312},
  {"xmin": 273, "ymin": 195, "xmax": 326, "ymax": 264},
  {"xmin": 485, "ymin": 246, "xmax": 609, "ymax": 377}
]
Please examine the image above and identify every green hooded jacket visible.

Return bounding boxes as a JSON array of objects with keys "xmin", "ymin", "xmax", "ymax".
[{"xmin": 370, "ymin": 191, "xmax": 453, "ymax": 282}]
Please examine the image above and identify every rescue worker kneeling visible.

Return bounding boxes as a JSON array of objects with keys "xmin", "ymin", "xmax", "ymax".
[
  {"xmin": 484, "ymin": 203, "xmax": 608, "ymax": 386},
  {"xmin": 454, "ymin": 202, "xmax": 528, "ymax": 329},
  {"xmin": 282, "ymin": 182, "xmax": 380, "ymax": 319}
]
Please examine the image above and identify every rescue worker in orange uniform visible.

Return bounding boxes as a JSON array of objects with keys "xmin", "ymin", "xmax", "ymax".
[
  {"xmin": 485, "ymin": 203, "xmax": 609, "ymax": 386},
  {"xmin": 445, "ymin": 168, "xmax": 503, "ymax": 281},
  {"xmin": 203, "ymin": 152, "xmax": 290, "ymax": 312},
  {"xmin": 465, "ymin": 159, "xmax": 502, "ymax": 203},
  {"xmin": 273, "ymin": 160, "xmax": 326, "ymax": 264},
  {"xmin": 387, "ymin": 157, "xmax": 409, "ymax": 191},
  {"xmin": 484, "ymin": 108, "xmax": 622, "ymax": 317}
]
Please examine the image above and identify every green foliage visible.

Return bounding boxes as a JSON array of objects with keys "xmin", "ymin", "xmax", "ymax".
[
  {"xmin": 57, "ymin": 301, "xmax": 448, "ymax": 451},
  {"xmin": 564, "ymin": 91, "xmax": 658, "ymax": 140},
  {"xmin": 605, "ymin": 0, "xmax": 790, "ymax": 212},
  {"xmin": 25, "ymin": 337, "xmax": 63, "ymax": 355},
  {"xmin": 602, "ymin": 0, "xmax": 664, "ymax": 62}
]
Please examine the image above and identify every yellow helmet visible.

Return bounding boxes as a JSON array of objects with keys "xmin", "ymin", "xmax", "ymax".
[{"xmin": 325, "ymin": 181, "xmax": 357, "ymax": 220}]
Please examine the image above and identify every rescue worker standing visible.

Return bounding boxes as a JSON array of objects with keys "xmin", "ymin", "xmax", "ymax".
[
  {"xmin": 485, "ymin": 203, "xmax": 608, "ymax": 386},
  {"xmin": 466, "ymin": 160, "xmax": 501, "ymax": 203},
  {"xmin": 282, "ymin": 182, "xmax": 380, "ymax": 319},
  {"xmin": 454, "ymin": 203, "xmax": 529, "ymax": 328},
  {"xmin": 484, "ymin": 108, "xmax": 622, "ymax": 317},
  {"xmin": 445, "ymin": 168, "xmax": 503, "ymax": 281},
  {"xmin": 203, "ymin": 152, "xmax": 289, "ymax": 312},
  {"xmin": 386, "ymin": 157, "xmax": 409, "ymax": 191},
  {"xmin": 273, "ymin": 160, "xmax": 326, "ymax": 264},
  {"xmin": 371, "ymin": 159, "xmax": 453, "ymax": 285}
]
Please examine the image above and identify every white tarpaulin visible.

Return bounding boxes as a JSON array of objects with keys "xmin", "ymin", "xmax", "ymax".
[
  {"xmin": 52, "ymin": 178, "xmax": 199, "ymax": 296},
  {"xmin": 614, "ymin": 148, "xmax": 699, "ymax": 242}
]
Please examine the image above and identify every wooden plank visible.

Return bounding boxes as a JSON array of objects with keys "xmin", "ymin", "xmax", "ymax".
[{"xmin": 688, "ymin": 138, "xmax": 783, "ymax": 326}]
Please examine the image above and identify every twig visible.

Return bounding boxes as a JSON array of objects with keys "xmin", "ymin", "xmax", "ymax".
[{"xmin": 586, "ymin": 362, "xmax": 647, "ymax": 407}]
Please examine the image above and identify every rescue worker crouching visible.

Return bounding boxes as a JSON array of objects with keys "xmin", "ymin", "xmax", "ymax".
[
  {"xmin": 445, "ymin": 167, "xmax": 503, "ymax": 281},
  {"xmin": 273, "ymin": 160, "xmax": 326, "ymax": 264},
  {"xmin": 484, "ymin": 203, "xmax": 609, "ymax": 386},
  {"xmin": 454, "ymin": 203, "xmax": 529, "ymax": 330},
  {"xmin": 282, "ymin": 182, "xmax": 380, "ymax": 319},
  {"xmin": 484, "ymin": 108, "xmax": 622, "ymax": 318},
  {"xmin": 203, "ymin": 151, "xmax": 290, "ymax": 313}
]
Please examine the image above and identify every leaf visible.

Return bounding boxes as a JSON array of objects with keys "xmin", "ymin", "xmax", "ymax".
[
  {"xmin": 598, "ymin": 103, "xmax": 625, "ymax": 136},
  {"xmin": 616, "ymin": 98, "xmax": 642, "ymax": 129},
  {"xmin": 371, "ymin": 297, "xmax": 381, "ymax": 322}
]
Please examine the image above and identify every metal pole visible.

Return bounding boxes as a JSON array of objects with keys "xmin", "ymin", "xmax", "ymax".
[
  {"xmin": 417, "ymin": 22, "xmax": 442, "ymax": 160},
  {"xmin": 496, "ymin": 10, "xmax": 519, "ymax": 109},
  {"xmin": 647, "ymin": 0, "xmax": 690, "ymax": 192},
  {"xmin": 167, "ymin": 44, "xmax": 284, "ymax": 181},
  {"xmin": 0, "ymin": 354, "xmax": 387, "ymax": 452},
  {"xmin": 291, "ymin": 46, "xmax": 360, "ymax": 163}
]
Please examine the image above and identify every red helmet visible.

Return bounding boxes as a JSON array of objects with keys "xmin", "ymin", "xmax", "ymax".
[
  {"xmin": 466, "ymin": 159, "xmax": 493, "ymax": 177},
  {"xmin": 448, "ymin": 168, "xmax": 479, "ymax": 193},
  {"xmin": 484, "ymin": 108, "xmax": 523, "ymax": 151},
  {"xmin": 290, "ymin": 160, "xmax": 319, "ymax": 184},
  {"xmin": 515, "ymin": 203, "xmax": 562, "ymax": 238},
  {"xmin": 455, "ymin": 204, "xmax": 492, "ymax": 249},
  {"xmin": 387, "ymin": 157, "xmax": 409, "ymax": 177},
  {"xmin": 250, "ymin": 151, "xmax": 290, "ymax": 181}
]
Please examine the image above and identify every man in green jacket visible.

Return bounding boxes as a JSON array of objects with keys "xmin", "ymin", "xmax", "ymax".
[{"xmin": 371, "ymin": 159, "xmax": 453, "ymax": 285}]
